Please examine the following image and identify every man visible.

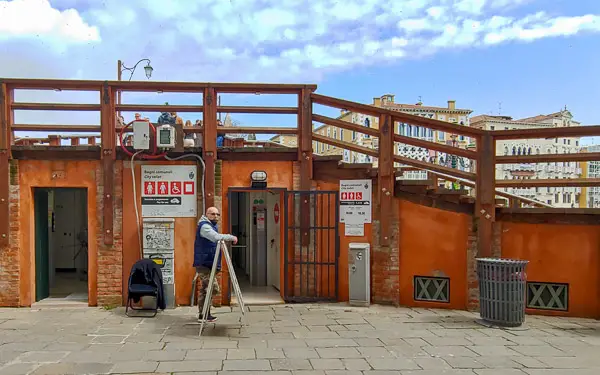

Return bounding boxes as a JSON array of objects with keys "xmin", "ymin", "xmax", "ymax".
[{"xmin": 193, "ymin": 207, "xmax": 237, "ymax": 322}]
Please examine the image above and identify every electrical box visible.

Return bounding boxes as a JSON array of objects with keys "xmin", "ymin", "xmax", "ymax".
[
  {"xmin": 156, "ymin": 124, "xmax": 176, "ymax": 149},
  {"xmin": 349, "ymin": 242, "xmax": 370, "ymax": 307},
  {"xmin": 133, "ymin": 120, "xmax": 150, "ymax": 150},
  {"xmin": 142, "ymin": 218, "xmax": 175, "ymax": 309}
]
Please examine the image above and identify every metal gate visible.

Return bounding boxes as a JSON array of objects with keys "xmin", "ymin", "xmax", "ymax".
[{"xmin": 283, "ymin": 190, "xmax": 339, "ymax": 302}]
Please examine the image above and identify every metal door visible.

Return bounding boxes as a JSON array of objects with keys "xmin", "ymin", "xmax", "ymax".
[
  {"xmin": 34, "ymin": 189, "xmax": 50, "ymax": 301},
  {"xmin": 284, "ymin": 191, "xmax": 339, "ymax": 302}
]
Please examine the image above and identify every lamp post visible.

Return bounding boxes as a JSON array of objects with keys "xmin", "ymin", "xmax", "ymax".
[{"xmin": 117, "ymin": 59, "xmax": 153, "ymax": 115}]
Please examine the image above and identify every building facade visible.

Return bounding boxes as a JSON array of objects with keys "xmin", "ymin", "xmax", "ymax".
[
  {"xmin": 272, "ymin": 95, "xmax": 474, "ymax": 181},
  {"xmin": 471, "ymin": 110, "xmax": 583, "ymax": 208},
  {"xmin": 583, "ymin": 144, "xmax": 600, "ymax": 208}
]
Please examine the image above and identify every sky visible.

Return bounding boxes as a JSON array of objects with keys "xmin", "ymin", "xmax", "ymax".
[{"xmin": 1, "ymin": 0, "xmax": 599, "ymax": 143}]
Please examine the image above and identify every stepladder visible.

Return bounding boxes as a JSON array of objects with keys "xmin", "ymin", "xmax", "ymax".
[{"xmin": 199, "ymin": 239, "xmax": 247, "ymax": 336}]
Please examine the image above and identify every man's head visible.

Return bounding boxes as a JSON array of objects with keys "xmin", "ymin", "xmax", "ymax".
[{"xmin": 206, "ymin": 207, "xmax": 220, "ymax": 225}]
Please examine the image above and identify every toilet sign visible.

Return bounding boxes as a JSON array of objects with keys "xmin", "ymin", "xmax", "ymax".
[
  {"xmin": 141, "ymin": 165, "xmax": 197, "ymax": 218},
  {"xmin": 274, "ymin": 203, "xmax": 280, "ymax": 224},
  {"xmin": 340, "ymin": 179, "xmax": 371, "ymax": 224}
]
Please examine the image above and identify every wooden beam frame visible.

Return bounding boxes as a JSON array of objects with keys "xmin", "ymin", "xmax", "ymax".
[
  {"xmin": 476, "ymin": 133, "xmax": 495, "ymax": 258},
  {"xmin": 100, "ymin": 82, "xmax": 115, "ymax": 245},
  {"xmin": 0, "ymin": 83, "xmax": 12, "ymax": 247},
  {"xmin": 299, "ymin": 88, "xmax": 313, "ymax": 246},
  {"xmin": 378, "ymin": 114, "xmax": 394, "ymax": 246},
  {"xmin": 203, "ymin": 87, "xmax": 217, "ymax": 209},
  {"xmin": 12, "ymin": 103, "xmax": 100, "ymax": 111},
  {"xmin": 493, "ymin": 125, "xmax": 600, "ymax": 140},
  {"xmin": 12, "ymin": 124, "xmax": 100, "ymax": 132},
  {"xmin": 496, "ymin": 152, "xmax": 600, "ymax": 163},
  {"xmin": 312, "ymin": 114, "xmax": 380, "ymax": 138},
  {"xmin": 495, "ymin": 178, "xmax": 600, "ymax": 188}
]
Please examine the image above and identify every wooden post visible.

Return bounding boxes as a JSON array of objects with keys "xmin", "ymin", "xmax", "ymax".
[
  {"xmin": 298, "ymin": 88, "xmax": 313, "ymax": 246},
  {"xmin": 378, "ymin": 114, "xmax": 394, "ymax": 247},
  {"xmin": 101, "ymin": 81, "xmax": 115, "ymax": 245},
  {"xmin": 203, "ymin": 87, "xmax": 217, "ymax": 209},
  {"xmin": 0, "ymin": 83, "xmax": 12, "ymax": 247},
  {"xmin": 476, "ymin": 133, "xmax": 495, "ymax": 257}
]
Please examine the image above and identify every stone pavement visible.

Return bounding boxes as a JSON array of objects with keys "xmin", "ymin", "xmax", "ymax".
[{"xmin": 1, "ymin": 303, "xmax": 599, "ymax": 375}]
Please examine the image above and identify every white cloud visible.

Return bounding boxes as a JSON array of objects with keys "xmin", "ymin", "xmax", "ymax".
[
  {"xmin": 0, "ymin": 0, "xmax": 598, "ymax": 84},
  {"xmin": 0, "ymin": 0, "xmax": 100, "ymax": 43}
]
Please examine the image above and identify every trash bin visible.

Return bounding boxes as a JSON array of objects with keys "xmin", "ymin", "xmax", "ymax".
[{"xmin": 477, "ymin": 258, "xmax": 528, "ymax": 327}]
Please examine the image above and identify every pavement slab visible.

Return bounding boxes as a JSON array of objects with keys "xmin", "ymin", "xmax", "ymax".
[{"xmin": 0, "ymin": 304, "xmax": 598, "ymax": 374}]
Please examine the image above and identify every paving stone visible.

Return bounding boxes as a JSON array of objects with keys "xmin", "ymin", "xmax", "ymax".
[
  {"xmin": 270, "ymin": 359, "xmax": 313, "ymax": 370},
  {"xmin": 310, "ymin": 358, "xmax": 344, "ymax": 370},
  {"xmin": 62, "ymin": 351, "xmax": 112, "ymax": 363},
  {"xmin": 226, "ymin": 348, "xmax": 256, "ymax": 359},
  {"xmin": 366, "ymin": 358, "xmax": 420, "ymax": 371},
  {"xmin": 341, "ymin": 358, "xmax": 371, "ymax": 370},
  {"xmin": 156, "ymin": 360, "xmax": 222, "ymax": 372},
  {"xmin": 283, "ymin": 348, "xmax": 319, "ymax": 359},
  {"xmin": 110, "ymin": 361, "xmax": 159, "ymax": 373},
  {"xmin": 15, "ymin": 351, "xmax": 69, "ymax": 363},
  {"xmin": 358, "ymin": 346, "xmax": 397, "ymax": 358},
  {"xmin": 143, "ymin": 349, "xmax": 186, "ymax": 361},
  {"xmin": 255, "ymin": 348, "xmax": 286, "ymax": 359},
  {"xmin": 315, "ymin": 347, "xmax": 360, "ymax": 358},
  {"xmin": 414, "ymin": 357, "xmax": 454, "ymax": 370},
  {"xmin": 185, "ymin": 349, "xmax": 228, "ymax": 360},
  {"xmin": 470, "ymin": 345, "xmax": 522, "ymax": 356},
  {"xmin": 474, "ymin": 370, "xmax": 528, "ymax": 375},
  {"xmin": 222, "ymin": 359, "xmax": 271, "ymax": 371},
  {"xmin": 445, "ymin": 357, "xmax": 487, "ymax": 369},
  {"xmin": 0, "ymin": 363, "xmax": 40, "ymax": 375},
  {"xmin": 28, "ymin": 363, "xmax": 113, "ymax": 375},
  {"xmin": 423, "ymin": 345, "xmax": 479, "ymax": 357}
]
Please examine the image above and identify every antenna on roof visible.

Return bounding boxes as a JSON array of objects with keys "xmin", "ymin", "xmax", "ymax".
[{"xmin": 498, "ymin": 101, "xmax": 502, "ymax": 115}]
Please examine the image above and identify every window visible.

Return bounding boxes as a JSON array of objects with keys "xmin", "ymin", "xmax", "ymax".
[
  {"xmin": 340, "ymin": 129, "xmax": 344, "ymax": 140},
  {"xmin": 490, "ymin": 126, "xmax": 495, "ymax": 130},
  {"xmin": 333, "ymin": 128, "xmax": 337, "ymax": 139}
]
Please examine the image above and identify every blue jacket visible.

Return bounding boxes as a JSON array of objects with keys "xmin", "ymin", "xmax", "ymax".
[
  {"xmin": 193, "ymin": 216, "xmax": 236, "ymax": 270},
  {"xmin": 193, "ymin": 220, "xmax": 220, "ymax": 270}
]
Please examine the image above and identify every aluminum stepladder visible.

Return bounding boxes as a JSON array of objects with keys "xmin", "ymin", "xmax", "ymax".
[{"xmin": 199, "ymin": 239, "xmax": 247, "ymax": 336}]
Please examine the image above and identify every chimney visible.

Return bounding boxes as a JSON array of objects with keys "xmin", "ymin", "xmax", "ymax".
[
  {"xmin": 373, "ymin": 97, "xmax": 381, "ymax": 107},
  {"xmin": 447, "ymin": 100, "xmax": 456, "ymax": 110}
]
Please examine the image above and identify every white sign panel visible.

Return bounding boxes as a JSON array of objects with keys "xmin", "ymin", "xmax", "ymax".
[
  {"xmin": 141, "ymin": 165, "xmax": 197, "ymax": 217},
  {"xmin": 340, "ymin": 179, "xmax": 372, "ymax": 224},
  {"xmin": 345, "ymin": 223, "xmax": 365, "ymax": 237}
]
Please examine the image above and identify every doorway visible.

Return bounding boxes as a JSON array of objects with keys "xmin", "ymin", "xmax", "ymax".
[
  {"xmin": 228, "ymin": 189, "xmax": 283, "ymax": 305},
  {"xmin": 34, "ymin": 188, "xmax": 89, "ymax": 305}
]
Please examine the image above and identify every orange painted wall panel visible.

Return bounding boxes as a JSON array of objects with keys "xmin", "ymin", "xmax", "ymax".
[
  {"xmin": 398, "ymin": 200, "xmax": 469, "ymax": 309},
  {"xmin": 501, "ymin": 222, "xmax": 600, "ymax": 318},
  {"xmin": 18, "ymin": 160, "xmax": 99, "ymax": 307},
  {"xmin": 121, "ymin": 160, "xmax": 197, "ymax": 306},
  {"xmin": 221, "ymin": 161, "xmax": 294, "ymax": 301}
]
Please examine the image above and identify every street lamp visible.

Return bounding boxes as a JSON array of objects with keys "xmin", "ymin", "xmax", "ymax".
[
  {"xmin": 118, "ymin": 59, "xmax": 153, "ymax": 81},
  {"xmin": 117, "ymin": 58, "xmax": 153, "ymax": 116}
]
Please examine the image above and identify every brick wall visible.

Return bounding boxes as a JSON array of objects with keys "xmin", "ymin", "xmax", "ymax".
[
  {"xmin": 95, "ymin": 161, "xmax": 124, "ymax": 306},
  {"xmin": 370, "ymin": 187, "xmax": 400, "ymax": 305},
  {"xmin": 0, "ymin": 161, "xmax": 20, "ymax": 306},
  {"xmin": 466, "ymin": 219, "xmax": 502, "ymax": 311}
]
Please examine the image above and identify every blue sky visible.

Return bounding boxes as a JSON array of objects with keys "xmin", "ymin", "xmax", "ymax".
[{"xmin": 1, "ymin": 0, "xmax": 599, "ymax": 143}]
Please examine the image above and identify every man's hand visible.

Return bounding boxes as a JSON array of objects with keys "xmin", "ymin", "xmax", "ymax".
[{"xmin": 232, "ymin": 236, "xmax": 238, "ymax": 244}]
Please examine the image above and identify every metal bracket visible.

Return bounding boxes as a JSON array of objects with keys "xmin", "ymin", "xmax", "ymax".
[{"xmin": 206, "ymin": 92, "xmax": 213, "ymax": 106}]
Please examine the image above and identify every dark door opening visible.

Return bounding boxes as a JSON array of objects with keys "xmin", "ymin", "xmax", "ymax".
[
  {"xmin": 227, "ymin": 189, "xmax": 284, "ymax": 305},
  {"xmin": 34, "ymin": 188, "xmax": 89, "ymax": 304},
  {"xmin": 284, "ymin": 190, "xmax": 339, "ymax": 303}
]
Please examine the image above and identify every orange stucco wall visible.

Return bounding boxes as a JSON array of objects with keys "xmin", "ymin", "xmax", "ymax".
[
  {"xmin": 18, "ymin": 160, "xmax": 99, "ymax": 307},
  {"xmin": 121, "ymin": 160, "xmax": 197, "ymax": 306},
  {"xmin": 501, "ymin": 222, "xmax": 600, "ymax": 318},
  {"xmin": 398, "ymin": 200, "xmax": 469, "ymax": 309},
  {"xmin": 220, "ymin": 161, "xmax": 294, "ymax": 302}
]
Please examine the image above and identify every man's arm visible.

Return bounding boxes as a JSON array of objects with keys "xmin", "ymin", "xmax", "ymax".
[{"xmin": 199, "ymin": 224, "xmax": 237, "ymax": 243}]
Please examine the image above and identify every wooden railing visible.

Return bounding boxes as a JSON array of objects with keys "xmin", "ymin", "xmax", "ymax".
[{"xmin": 1, "ymin": 78, "xmax": 600, "ymax": 257}]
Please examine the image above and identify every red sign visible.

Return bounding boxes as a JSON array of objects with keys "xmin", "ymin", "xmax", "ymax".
[
  {"xmin": 356, "ymin": 192, "xmax": 362, "ymax": 200},
  {"xmin": 348, "ymin": 192, "xmax": 355, "ymax": 200},
  {"xmin": 170, "ymin": 181, "xmax": 182, "ymax": 195},
  {"xmin": 183, "ymin": 181, "xmax": 195, "ymax": 195},
  {"xmin": 274, "ymin": 203, "xmax": 280, "ymax": 224},
  {"xmin": 157, "ymin": 181, "xmax": 169, "ymax": 195},
  {"xmin": 144, "ymin": 181, "xmax": 156, "ymax": 195},
  {"xmin": 341, "ymin": 192, "xmax": 347, "ymax": 200}
]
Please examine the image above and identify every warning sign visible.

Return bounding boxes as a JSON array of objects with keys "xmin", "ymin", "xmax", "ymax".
[
  {"xmin": 340, "ymin": 179, "xmax": 371, "ymax": 224},
  {"xmin": 141, "ymin": 165, "xmax": 197, "ymax": 218}
]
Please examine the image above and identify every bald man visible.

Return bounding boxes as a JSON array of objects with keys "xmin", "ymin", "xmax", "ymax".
[{"xmin": 193, "ymin": 207, "xmax": 237, "ymax": 322}]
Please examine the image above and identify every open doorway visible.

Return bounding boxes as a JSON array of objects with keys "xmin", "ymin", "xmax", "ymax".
[
  {"xmin": 228, "ymin": 189, "xmax": 283, "ymax": 305},
  {"xmin": 34, "ymin": 188, "xmax": 88, "ymax": 305}
]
